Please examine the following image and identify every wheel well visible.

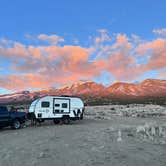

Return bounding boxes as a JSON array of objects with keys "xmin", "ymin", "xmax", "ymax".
[
  {"xmin": 13, "ymin": 117, "xmax": 24, "ymax": 124},
  {"xmin": 14, "ymin": 117, "xmax": 21, "ymax": 121},
  {"xmin": 27, "ymin": 112, "xmax": 36, "ymax": 120},
  {"xmin": 62, "ymin": 115, "xmax": 70, "ymax": 118}
]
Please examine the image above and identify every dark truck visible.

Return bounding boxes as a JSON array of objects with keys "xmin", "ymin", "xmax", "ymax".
[{"xmin": 0, "ymin": 106, "xmax": 26, "ymax": 129}]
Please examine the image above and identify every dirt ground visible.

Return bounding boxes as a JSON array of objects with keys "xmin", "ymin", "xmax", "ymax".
[{"xmin": 0, "ymin": 105, "xmax": 166, "ymax": 166}]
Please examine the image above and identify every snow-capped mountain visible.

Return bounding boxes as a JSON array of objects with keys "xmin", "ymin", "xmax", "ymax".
[{"xmin": 0, "ymin": 79, "xmax": 166, "ymax": 104}]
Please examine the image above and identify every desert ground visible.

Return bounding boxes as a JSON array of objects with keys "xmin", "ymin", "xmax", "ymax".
[{"xmin": 0, "ymin": 104, "xmax": 166, "ymax": 166}]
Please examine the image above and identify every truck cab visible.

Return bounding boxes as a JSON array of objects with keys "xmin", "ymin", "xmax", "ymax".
[{"xmin": 0, "ymin": 106, "xmax": 26, "ymax": 129}]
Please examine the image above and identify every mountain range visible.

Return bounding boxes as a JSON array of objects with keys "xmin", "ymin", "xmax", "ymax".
[{"xmin": 0, "ymin": 79, "xmax": 166, "ymax": 105}]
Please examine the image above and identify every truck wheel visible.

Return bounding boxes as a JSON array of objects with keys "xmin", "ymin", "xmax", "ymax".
[
  {"xmin": 12, "ymin": 119, "xmax": 21, "ymax": 129},
  {"xmin": 63, "ymin": 117, "xmax": 70, "ymax": 125},
  {"xmin": 53, "ymin": 119, "xmax": 60, "ymax": 124}
]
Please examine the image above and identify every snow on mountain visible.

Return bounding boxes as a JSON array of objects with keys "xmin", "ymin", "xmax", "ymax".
[{"xmin": 0, "ymin": 79, "xmax": 166, "ymax": 104}]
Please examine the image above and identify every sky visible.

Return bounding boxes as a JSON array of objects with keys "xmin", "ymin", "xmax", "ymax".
[{"xmin": 0, "ymin": 0, "xmax": 166, "ymax": 94}]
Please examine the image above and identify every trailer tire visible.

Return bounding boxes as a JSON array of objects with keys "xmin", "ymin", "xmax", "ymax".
[
  {"xmin": 53, "ymin": 119, "xmax": 60, "ymax": 124},
  {"xmin": 62, "ymin": 116, "xmax": 70, "ymax": 125},
  {"xmin": 80, "ymin": 113, "xmax": 83, "ymax": 120}
]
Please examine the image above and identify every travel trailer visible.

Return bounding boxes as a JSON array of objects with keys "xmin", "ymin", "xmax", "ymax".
[{"xmin": 28, "ymin": 96, "xmax": 85, "ymax": 124}]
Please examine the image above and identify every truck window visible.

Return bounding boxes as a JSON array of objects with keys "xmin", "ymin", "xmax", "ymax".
[
  {"xmin": 41, "ymin": 101, "xmax": 50, "ymax": 108},
  {"xmin": 62, "ymin": 103, "xmax": 68, "ymax": 108},
  {"xmin": 0, "ymin": 106, "xmax": 8, "ymax": 113}
]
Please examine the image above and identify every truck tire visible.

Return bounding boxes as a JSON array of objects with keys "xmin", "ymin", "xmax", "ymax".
[
  {"xmin": 53, "ymin": 119, "xmax": 60, "ymax": 124},
  {"xmin": 12, "ymin": 119, "xmax": 21, "ymax": 129},
  {"xmin": 62, "ymin": 116, "xmax": 70, "ymax": 125}
]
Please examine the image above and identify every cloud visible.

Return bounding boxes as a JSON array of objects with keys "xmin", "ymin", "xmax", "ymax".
[
  {"xmin": 94, "ymin": 29, "xmax": 111, "ymax": 45},
  {"xmin": 0, "ymin": 38, "xmax": 13, "ymax": 45},
  {"xmin": 157, "ymin": 69, "xmax": 166, "ymax": 79},
  {"xmin": 91, "ymin": 32, "xmax": 166, "ymax": 81},
  {"xmin": 0, "ymin": 42, "xmax": 28, "ymax": 58},
  {"xmin": 0, "ymin": 74, "xmax": 48, "ymax": 90},
  {"xmin": 153, "ymin": 28, "xmax": 166, "ymax": 35},
  {"xmin": 90, "ymin": 33, "xmax": 143, "ymax": 81},
  {"xmin": 73, "ymin": 38, "xmax": 79, "ymax": 45},
  {"xmin": 112, "ymin": 33, "xmax": 132, "ymax": 49},
  {"xmin": 106, "ymin": 52, "xmax": 142, "ymax": 81},
  {"xmin": 0, "ymin": 30, "xmax": 166, "ymax": 91},
  {"xmin": 38, "ymin": 34, "xmax": 64, "ymax": 45},
  {"xmin": 0, "ymin": 42, "xmax": 105, "ymax": 90},
  {"xmin": 136, "ymin": 38, "xmax": 166, "ymax": 70},
  {"xmin": 131, "ymin": 34, "xmax": 141, "ymax": 43},
  {"xmin": 104, "ymin": 34, "xmax": 145, "ymax": 81}
]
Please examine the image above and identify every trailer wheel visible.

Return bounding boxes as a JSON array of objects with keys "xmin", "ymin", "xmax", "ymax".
[
  {"xmin": 12, "ymin": 119, "xmax": 21, "ymax": 129},
  {"xmin": 53, "ymin": 119, "xmax": 60, "ymax": 124},
  {"xmin": 80, "ymin": 112, "xmax": 84, "ymax": 120},
  {"xmin": 62, "ymin": 116, "xmax": 70, "ymax": 125}
]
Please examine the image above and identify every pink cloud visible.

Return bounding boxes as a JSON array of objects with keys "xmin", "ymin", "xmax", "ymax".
[
  {"xmin": 112, "ymin": 34, "xmax": 132, "ymax": 49},
  {"xmin": 0, "ymin": 74, "xmax": 48, "ymax": 90},
  {"xmin": 0, "ymin": 31, "xmax": 166, "ymax": 91},
  {"xmin": 105, "ymin": 48, "xmax": 144, "ymax": 81},
  {"xmin": 93, "ymin": 33, "xmax": 144, "ymax": 81},
  {"xmin": 137, "ymin": 38, "xmax": 166, "ymax": 70},
  {"xmin": 157, "ymin": 69, "xmax": 166, "ymax": 79},
  {"xmin": 0, "ymin": 74, "xmax": 82, "ymax": 90},
  {"xmin": 0, "ymin": 43, "xmax": 105, "ymax": 90}
]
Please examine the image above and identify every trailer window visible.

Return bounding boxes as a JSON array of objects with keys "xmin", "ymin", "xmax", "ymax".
[
  {"xmin": 55, "ymin": 104, "xmax": 60, "ymax": 107},
  {"xmin": 62, "ymin": 103, "xmax": 68, "ymax": 108},
  {"xmin": 54, "ymin": 109, "xmax": 60, "ymax": 113},
  {"xmin": 41, "ymin": 101, "xmax": 50, "ymax": 108}
]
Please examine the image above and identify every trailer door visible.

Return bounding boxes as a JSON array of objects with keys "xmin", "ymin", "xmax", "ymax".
[{"xmin": 53, "ymin": 98, "xmax": 70, "ymax": 114}]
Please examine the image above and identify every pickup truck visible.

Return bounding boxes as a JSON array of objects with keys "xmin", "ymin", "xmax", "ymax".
[{"xmin": 0, "ymin": 106, "xmax": 27, "ymax": 129}]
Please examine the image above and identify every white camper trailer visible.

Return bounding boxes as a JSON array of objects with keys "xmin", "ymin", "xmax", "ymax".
[{"xmin": 28, "ymin": 96, "xmax": 85, "ymax": 124}]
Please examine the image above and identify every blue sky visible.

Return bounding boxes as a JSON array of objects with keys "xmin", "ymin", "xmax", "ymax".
[
  {"xmin": 0, "ymin": 0, "xmax": 165, "ymax": 39},
  {"xmin": 0, "ymin": 0, "xmax": 166, "ymax": 94}
]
